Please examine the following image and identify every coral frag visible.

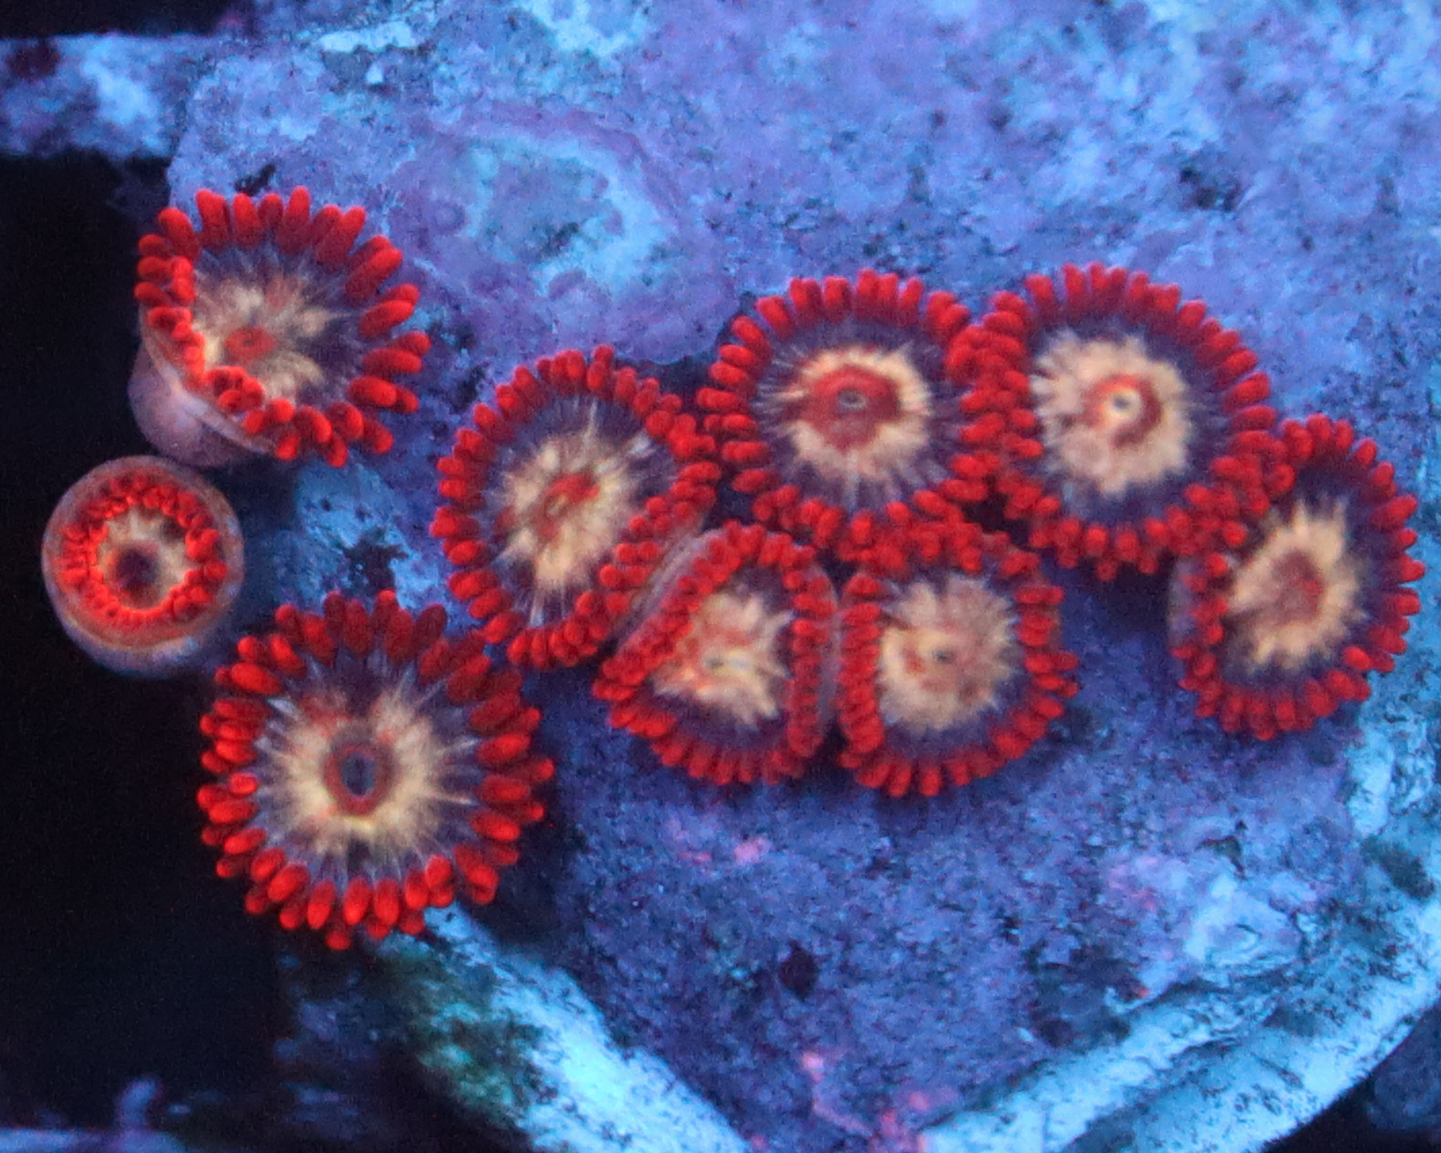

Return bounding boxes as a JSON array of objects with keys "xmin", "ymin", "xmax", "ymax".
[
  {"xmin": 197, "ymin": 592, "xmax": 552, "ymax": 948},
  {"xmin": 131, "ymin": 187, "xmax": 428, "ymax": 468}
]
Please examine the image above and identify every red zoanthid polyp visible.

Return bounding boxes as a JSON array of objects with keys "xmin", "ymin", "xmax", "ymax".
[
  {"xmin": 593, "ymin": 521, "xmax": 838, "ymax": 786},
  {"xmin": 1170, "ymin": 414, "xmax": 1425, "ymax": 740},
  {"xmin": 42, "ymin": 455, "xmax": 245, "ymax": 676},
  {"xmin": 131, "ymin": 187, "xmax": 429, "ymax": 468},
  {"xmin": 965, "ymin": 262, "xmax": 1278, "ymax": 579},
  {"xmin": 698, "ymin": 269, "xmax": 985, "ymax": 562},
  {"xmin": 836, "ymin": 519, "xmax": 1079, "ymax": 797},
  {"xmin": 432, "ymin": 345, "xmax": 721, "ymax": 669},
  {"xmin": 197, "ymin": 592, "xmax": 553, "ymax": 949}
]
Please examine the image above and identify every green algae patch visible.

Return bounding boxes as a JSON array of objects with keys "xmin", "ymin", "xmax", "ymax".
[{"xmin": 377, "ymin": 907, "xmax": 749, "ymax": 1153}]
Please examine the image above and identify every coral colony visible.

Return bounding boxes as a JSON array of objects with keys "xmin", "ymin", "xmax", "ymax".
[{"xmin": 41, "ymin": 187, "xmax": 1425, "ymax": 947}]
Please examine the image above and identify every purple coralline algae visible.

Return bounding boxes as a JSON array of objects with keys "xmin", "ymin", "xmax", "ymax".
[{"xmin": 6, "ymin": 1, "xmax": 1441, "ymax": 1151}]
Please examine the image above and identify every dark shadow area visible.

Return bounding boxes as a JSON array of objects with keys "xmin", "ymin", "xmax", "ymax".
[
  {"xmin": 0, "ymin": 151, "xmax": 278, "ymax": 1126},
  {"xmin": 0, "ymin": 144, "xmax": 506, "ymax": 1153},
  {"xmin": 1275, "ymin": 1086, "xmax": 1439, "ymax": 1153},
  {"xmin": 0, "ymin": 0, "xmax": 236, "ymax": 39}
]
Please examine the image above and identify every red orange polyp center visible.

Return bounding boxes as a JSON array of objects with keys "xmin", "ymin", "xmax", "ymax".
[
  {"xmin": 494, "ymin": 426, "xmax": 643, "ymax": 603},
  {"xmin": 777, "ymin": 344, "xmax": 934, "ymax": 487},
  {"xmin": 100, "ymin": 534, "xmax": 169, "ymax": 610},
  {"xmin": 788, "ymin": 360, "xmax": 903, "ymax": 452},
  {"xmin": 1031, "ymin": 332, "xmax": 1194, "ymax": 500},
  {"xmin": 223, "ymin": 324, "xmax": 280, "ymax": 367},
  {"xmin": 533, "ymin": 469, "xmax": 602, "ymax": 543},
  {"xmin": 88, "ymin": 504, "xmax": 194, "ymax": 610},
  {"xmin": 193, "ymin": 271, "xmax": 339, "ymax": 405},
  {"xmin": 877, "ymin": 574, "xmax": 1019, "ymax": 734},
  {"xmin": 1222, "ymin": 499, "xmax": 1362, "ymax": 675},
  {"xmin": 650, "ymin": 586, "xmax": 792, "ymax": 729},
  {"xmin": 1084, "ymin": 372, "xmax": 1163, "ymax": 448},
  {"xmin": 323, "ymin": 738, "xmax": 397, "ymax": 818},
  {"xmin": 1261, "ymin": 552, "xmax": 1326, "ymax": 627}
]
